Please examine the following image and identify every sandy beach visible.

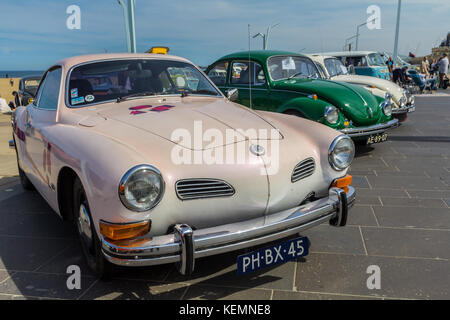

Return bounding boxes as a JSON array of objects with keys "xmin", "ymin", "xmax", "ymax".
[{"xmin": 0, "ymin": 78, "xmax": 19, "ymax": 104}]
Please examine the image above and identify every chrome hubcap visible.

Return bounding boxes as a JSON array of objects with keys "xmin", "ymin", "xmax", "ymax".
[{"xmin": 77, "ymin": 204, "xmax": 92, "ymax": 249}]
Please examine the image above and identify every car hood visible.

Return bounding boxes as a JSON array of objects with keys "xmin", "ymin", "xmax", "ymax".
[
  {"xmin": 93, "ymin": 96, "xmax": 282, "ymax": 150},
  {"xmin": 332, "ymin": 74, "xmax": 405, "ymax": 104},
  {"xmin": 272, "ymin": 78, "xmax": 382, "ymax": 126}
]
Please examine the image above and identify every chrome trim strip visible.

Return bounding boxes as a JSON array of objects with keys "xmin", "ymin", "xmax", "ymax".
[
  {"xmin": 392, "ymin": 104, "xmax": 415, "ymax": 114},
  {"xmin": 340, "ymin": 119, "xmax": 399, "ymax": 138},
  {"xmin": 101, "ymin": 187, "xmax": 355, "ymax": 267}
]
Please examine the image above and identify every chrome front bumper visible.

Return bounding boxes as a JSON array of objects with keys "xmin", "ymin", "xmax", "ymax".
[
  {"xmin": 392, "ymin": 104, "xmax": 415, "ymax": 115},
  {"xmin": 339, "ymin": 119, "xmax": 399, "ymax": 138},
  {"xmin": 102, "ymin": 187, "xmax": 355, "ymax": 274}
]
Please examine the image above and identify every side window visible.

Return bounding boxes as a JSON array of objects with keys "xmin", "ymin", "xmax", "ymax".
[
  {"xmin": 360, "ymin": 57, "xmax": 368, "ymax": 67},
  {"xmin": 207, "ymin": 61, "xmax": 228, "ymax": 86},
  {"xmin": 325, "ymin": 59, "xmax": 337, "ymax": 77},
  {"xmin": 231, "ymin": 61, "xmax": 265, "ymax": 85},
  {"xmin": 36, "ymin": 68, "xmax": 62, "ymax": 110}
]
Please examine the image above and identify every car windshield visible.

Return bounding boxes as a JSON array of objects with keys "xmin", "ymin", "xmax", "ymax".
[
  {"xmin": 23, "ymin": 78, "xmax": 41, "ymax": 95},
  {"xmin": 267, "ymin": 56, "xmax": 320, "ymax": 81},
  {"xmin": 67, "ymin": 59, "xmax": 221, "ymax": 107},
  {"xmin": 324, "ymin": 58, "xmax": 349, "ymax": 77},
  {"xmin": 367, "ymin": 53, "xmax": 385, "ymax": 66}
]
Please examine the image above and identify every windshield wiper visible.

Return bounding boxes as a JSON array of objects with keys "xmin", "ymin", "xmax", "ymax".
[
  {"xmin": 288, "ymin": 72, "xmax": 314, "ymax": 80},
  {"xmin": 287, "ymin": 72, "xmax": 304, "ymax": 80},
  {"xmin": 116, "ymin": 92, "xmax": 157, "ymax": 103}
]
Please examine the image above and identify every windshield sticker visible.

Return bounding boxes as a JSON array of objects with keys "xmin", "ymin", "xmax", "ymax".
[
  {"xmin": 70, "ymin": 88, "xmax": 78, "ymax": 98},
  {"xmin": 151, "ymin": 105, "xmax": 175, "ymax": 112},
  {"xmin": 71, "ymin": 96, "xmax": 85, "ymax": 105},
  {"xmin": 85, "ymin": 95, "xmax": 95, "ymax": 102},
  {"xmin": 282, "ymin": 57, "xmax": 296, "ymax": 70}
]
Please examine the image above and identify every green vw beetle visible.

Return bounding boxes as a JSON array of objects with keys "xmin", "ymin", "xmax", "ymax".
[{"xmin": 206, "ymin": 50, "xmax": 399, "ymax": 144}]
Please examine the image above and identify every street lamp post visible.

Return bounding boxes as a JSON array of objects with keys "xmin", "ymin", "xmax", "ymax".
[
  {"xmin": 393, "ymin": 0, "xmax": 402, "ymax": 67},
  {"xmin": 118, "ymin": 0, "xmax": 137, "ymax": 53},
  {"xmin": 355, "ymin": 17, "xmax": 377, "ymax": 50},
  {"xmin": 253, "ymin": 23, "xmax": 279, "ymax": 50},
  {"xmin": 252, "ymin": 33, "xmax": 266, "ymax": 50}
]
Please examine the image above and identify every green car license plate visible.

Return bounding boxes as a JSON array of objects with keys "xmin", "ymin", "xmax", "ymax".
[{"xmin": 367, "ymin": 133, "xmax": 388, "ymax": 145}]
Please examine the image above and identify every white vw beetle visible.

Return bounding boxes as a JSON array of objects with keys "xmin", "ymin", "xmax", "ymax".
[{"xmin": 308, "ymin": 54, "xmax": 415, "ymax": 121}]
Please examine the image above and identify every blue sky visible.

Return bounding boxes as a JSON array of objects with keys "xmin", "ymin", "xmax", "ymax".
[{"xmin": 0, "ymin": 0, "xmax": 448, "ymax": 70}]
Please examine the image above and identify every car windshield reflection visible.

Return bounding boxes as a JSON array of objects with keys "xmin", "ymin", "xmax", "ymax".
[{"xmin": 67, "ymin": 59, "xmax": 221, "ymax": 107}]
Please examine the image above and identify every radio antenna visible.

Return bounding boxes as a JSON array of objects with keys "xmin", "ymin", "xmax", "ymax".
[{"xmin": 248, "ymin": 24, "xmax": 253, "ymax": 109}]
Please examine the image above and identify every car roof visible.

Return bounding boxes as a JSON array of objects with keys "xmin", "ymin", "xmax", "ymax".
[
  {"xmin": 215, "ymin": 50, "xmax": 307, "ymax": 62},
  {"xmin": 55, "ymin": 53, "xmax": 193, "ymax": 70},
  {"xmin": 21, "ymin": 75, "xmax": 43, "ymax": 81},
  {"xmin": 305, "ymin": 54, "xmax": 336, "ymax": 61},
  {"xmin": 319, "ymin": 51, "xmax": 379, "ymax": 57}
]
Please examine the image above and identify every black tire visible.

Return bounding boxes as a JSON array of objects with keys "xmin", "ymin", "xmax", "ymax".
[
  {"xmin": 14, "ymin": 94, "xmax": 20, "ymax": 108},
  {"xmin": 15, "ymin": 144, "xmax": 34, "ymax": 191},
  {"xmin": 394, "ymin": 113, "xmax": 408, "ymax": 122},
  {"xmin": 73, "ymin": 177, "xmax": 114, "ymax": 280}
]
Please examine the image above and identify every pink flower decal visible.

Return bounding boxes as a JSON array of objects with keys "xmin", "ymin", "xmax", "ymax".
[
  {"xmin": 151, "ymin": 105, "xmax": 175, "ymax": 112},
  {"xmin": 129, "ymin": 105, "xmax": 152, "ymax": 115}
]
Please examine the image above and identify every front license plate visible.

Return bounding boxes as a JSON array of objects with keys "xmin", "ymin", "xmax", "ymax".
[
  {"xmin": 237, "ymin": 237, "xmax": 309, "ymax": 275},
  {"xmin": 366, "ymin": 132, "xmax": 388, "ymax": 145},
  {"xmin": 408, "ymin": 106, "xmax": 415, "ymax": 113}
]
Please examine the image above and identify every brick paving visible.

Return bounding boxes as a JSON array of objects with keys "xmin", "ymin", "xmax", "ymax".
[{"xmin": 0, "ymin": 96, "xmax": 449, "ymax": 300}]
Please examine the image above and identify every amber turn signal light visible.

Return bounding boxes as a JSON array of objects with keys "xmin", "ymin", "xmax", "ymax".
[
  {"xmin": 99, "ymin": 220, "xmax": 150, "ymax": 241},
  {"xmin": 331, "ymin": 174, "xmax": 352, "ymax": 193}
]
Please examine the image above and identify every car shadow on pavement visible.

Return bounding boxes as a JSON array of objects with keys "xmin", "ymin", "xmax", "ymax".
[
  {"xmin": 389, "ymin": 135, "xmax": 450, "ymax": 143},
  {"xmin": 354, "ymin": 144, "xmax": 375, "ymax": 158},
  {"xmin": 0, "ymin": 178, "xmax": 289, "ymax": 300}
]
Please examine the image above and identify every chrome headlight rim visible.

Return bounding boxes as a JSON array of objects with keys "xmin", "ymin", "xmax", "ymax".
[
  {"xmin": 118, "ymin": 164, "xmax": 165, "ymax": 212},
  {"xmin": 328, "ymin": 135, "xmax": 355, "ymax": 171},
  {"xmin": 381, "ymin": 94, "xmax": 393, "ymax": 116},
  {"xmin": 324, "ymin": 105, "xmax": 339, "ymax": 124}
]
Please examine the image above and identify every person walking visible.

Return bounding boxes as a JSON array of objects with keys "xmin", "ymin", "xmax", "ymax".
[
  {"xmin": 421, "ymin": 57, "xmax": 429, "ymax": 78},
  {"xmin": 438, "ymin": 54, "xmax": 449, "ymax": 88}
]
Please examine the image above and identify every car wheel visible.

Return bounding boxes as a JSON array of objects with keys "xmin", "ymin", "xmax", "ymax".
[
  {"xmin": 395, "ymin": 113, "xmax": 408, "ymax": 122},
  {"xmin": 14, "ymin": 144, "xmax": 34, "ymax": 191},
  {"xmin": 14, "ymin": 94, "xmax": 20, "ymax": 108},
  {"xmin": 73, "ymin": 177, "xmax": 114, "ymax": 280}
]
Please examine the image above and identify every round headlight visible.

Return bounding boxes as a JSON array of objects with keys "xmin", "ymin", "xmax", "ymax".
[
  {"xmin": 328, "ymin": 135, "xmax": 355, "ymax": 171},
  {"xmin": 119, "ymin": 165, "xmax": 165, "ymax": 212},
  {"xmin": 324, "ymin": 105, "xmax": 339, "ymax": 124},
  {"xmin": 382, "ymin": 100, "xmax": 392, "ymax": 116}
]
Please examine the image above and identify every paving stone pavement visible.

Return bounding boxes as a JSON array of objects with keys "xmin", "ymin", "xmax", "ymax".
[{"xmin": 0, "ymin": 96, "xmax": 449, "ymax": 300}]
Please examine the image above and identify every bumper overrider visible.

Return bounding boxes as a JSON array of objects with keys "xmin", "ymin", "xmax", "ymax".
[
  {"xmin": 102, "ymin": 187, "xmax": 355, "ymax": 275},
  {"xmin": 339, "ymin": 119, "xmax": 399, "ymax": 138}
]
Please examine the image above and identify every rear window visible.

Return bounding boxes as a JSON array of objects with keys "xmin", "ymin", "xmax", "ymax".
[{"xmin": 67, "ymin": 59, "xmax": 220, "ymax": 107}]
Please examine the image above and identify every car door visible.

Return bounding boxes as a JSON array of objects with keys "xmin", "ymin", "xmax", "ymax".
[
  {"xmin": 227, "ymin": 60, "xmax": 272, "ymax": 111},
  {"xmin": 24, "ymin": 67, "xmax": 62, "ymax": 193}
]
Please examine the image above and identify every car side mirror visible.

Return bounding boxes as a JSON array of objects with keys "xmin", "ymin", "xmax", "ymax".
[{"xmin": 227, "ymin": 88, "xmax": 238, "ymax": 101}]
